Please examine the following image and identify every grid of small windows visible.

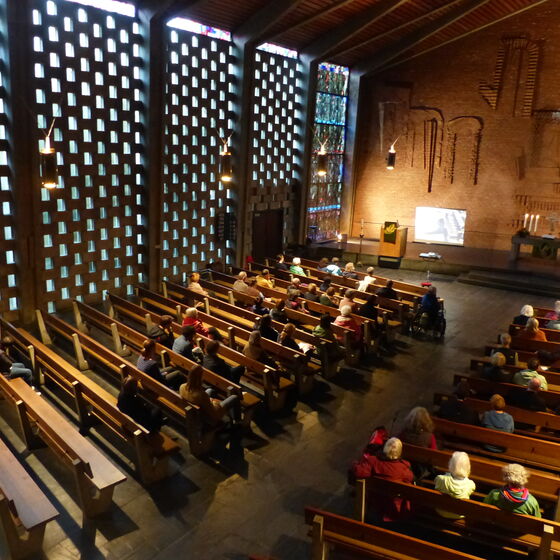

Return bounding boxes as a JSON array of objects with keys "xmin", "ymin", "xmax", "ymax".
[
  {"xmin": 32, "ymin": 0, "xmax": 147, "ymax": 312},
  {"xmin": 161, "ymin": 26, "xmax": 235, "ymax": 281},
  {"xmin": 250, "ymin": 48, "xmax": 302, "ymax": 193},
  {"xmin": 0, "ymin": 0, "xmax": 19, "ymax": 317},
  {"xmin": 308, "ymin": 62, "xmax": 349, "ymax": 241}
]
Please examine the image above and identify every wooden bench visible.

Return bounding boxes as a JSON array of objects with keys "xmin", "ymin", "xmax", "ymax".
[
  {"xmin": 304, "ymin": 506, "xmax": 484, "ymax": 560},
  {"xmin": 510, "ymin": 323, "xmax": 560, "ymax": 343},
  {"xmin": 0, "ymin": 316, "xmax": 180, "ymax": 484},
  {"xmin": 0, "ymin": 435, "xmax": 58, "ymax": 559},
  {"xmin": 0, "ymin": 376, "xmax": 125, "ymax": 517},
  {"xmin": 355, "ymin": 477, "xmax": 558, "ymax": 559},
  {"xmin": 401, "ymin": 443, "xmax": 560, "ymax": 521},
  {"xmin": 104, "ymin": 292, "xmax": 291, "ymax": 410}
]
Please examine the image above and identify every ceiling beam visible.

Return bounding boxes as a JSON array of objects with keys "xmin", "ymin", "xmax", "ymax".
[
  {"xmin": 233, "ymin": 0, "xmax": 307, "ymax": 44},
  {"xmin": 332, "ymin": 0, "xmax": 465, "ymax": 60},
  {"xmin": 355, "ymin": 0, "xmax": 493, "ymax": 77},
  {"xmin": 268, "ymin": 0, "xmax": 356, "ymax": 42},
  {"xmin": 377, "ymin": 0, "xmax": 551, "ymax": 73},
  {"xmin": 301, "ymin": 0, "xmax": 409, "ymax": 62}
]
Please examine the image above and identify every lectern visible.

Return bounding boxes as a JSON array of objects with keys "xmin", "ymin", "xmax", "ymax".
[{"xmin": 378, "ymin": 222, "xmax": 407, "ymax": 267}]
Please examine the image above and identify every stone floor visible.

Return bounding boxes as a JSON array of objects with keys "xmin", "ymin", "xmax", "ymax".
[{"xmin": 0, "ymin": 269, "xmax": 553, "ymax": 559}]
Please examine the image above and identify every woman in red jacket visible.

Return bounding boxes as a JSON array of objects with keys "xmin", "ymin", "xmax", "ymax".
[
  {"xmin": 182, "ymin": 307, "xmax": 209, "ymax": 337},
  {"xmin": 350, "ymin": 437, "xmax": 414, "ymax": 522}
]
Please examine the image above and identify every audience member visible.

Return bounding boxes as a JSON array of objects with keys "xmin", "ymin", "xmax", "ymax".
[
  {"xmin": 243, "ymin": 331, "xmax": 276, "ymax": 368},
  {"xmin": 508, "ymin": 377, "xmax": 547, "ymax": 412},
  {"xmin": 484, "ymin": 464, "xmax": 541, "ymax": 517},
  {"xmin": 275, "ymin": 254, "xmax": 288, "ymax": 271},
  {"xmin": 317, "ymin": 258, "xmax": 329, "ymax": 272},
  {"xmin": 399, "ymin": 406, "xmax": 437, "ymax": 449},
  {"xmin": 512, "ymin": 357, "xmax": 548, "ymax": 390},
  {"xmin": 245, "ymin": 277, "xmax": 262, "ymax": 298},
  {"xmin": 319, "ymin": 286, "xmax": 338, "ymax": 308},
  {"xmin": 287, "ymin": 277, "xmax": 303, "ymax": 297},
  {"xmin": 137, "ymin": 340, "xmax": 166, "ymax": 384},
  {"xmin": 339, "ymin": 289, "xmax": 359, "ymax": 313},
  {"xmin": 434, "ymin": 452, "xmax": 476, "ymax": 518},
  {"xmin": 481, "ymin": 394, "xmax": 514, "ymax": 452},
  {"xmin": 172, "ymin": 325, "xmax": 199, "ymax": 361},
  {"xmin": 255, "ymin": 314, "xmax": 279, "ymax": 342},
  {"xmin": 188, "ymin": 272, "xmax": 208, "ymax": 296},
  {"xmin": 252, "ymin": 296, "xmax": 269, "ymax": 316},
  {"xmin": 492, "ymin": 333, "xmax": 518, "ymax": 365},
  {"xmin": 512, "ymin": 304, "xmax": 534, "ymax": 326},
  {"xmin": 182, "ymin": 307, "xmax": 209, "ymax": 336},
  {"xmin": 350, "ymin": 437, "xmax": 414, "ymax": 522},
  {"xmin": 202, "ymin": 340, "xmax": 244, "ymax": 384},
  {"xmin": 342, "ymin": 262, "xmax": 359, "ymax": 280},
  {"xmin": 180, "ymin": 365, "xmax": 240, "ymax": 426},
  {"xmin": 515, "ymin": 317, "xmax": 547, "ymax": 342},
  {"xmin": 147, "ymin": 314, "xmax": 175, "ymax": 349},
  {"xmin": 232, "ymin": 271, "xmax": 249, "ymax": 294},
  {"xmin": 319, "ymin": 275, "xmax": 332, "ymax": 292},
  {"xmin": 270, "ymin": 299, "xmax": 289, "ymax": 324},
  {"xmin": 377, "ymin": 280, "xmax": 397, "ymax": 300},
  {"xmin": 278, "ymin": 323, "xmax": 302, "ymax": 353},
  {"xmin": 357, "ymin": 267, "xmax": 376, "ymax": 293},
  {"xmin": 334, "ymin": 305, "xmax": 361, "ymax": 345},
  {"xmin": 118, "ymin": 376, "xmax": 163, "ymax": 433},
  {"xmin": 255, "ymin": 268, "xmax": 274, "ymax": 289},
  {"xmin": 545, "ymin": 300, "xmax": 560, "ymax": 321},
  {"xmin": 207, "ymin": 327, "xmax": 225, "ymax": 343},
  {"xmin": 437, "ymin": 380, "xmax": 479, "ymax": 425},
  {"xmin": 357, "ymin": 293, "xmax": 378, "ymax": 322},
  {"xmin": 286, "ymin": 289, "xmax": 306, "ymax": 312},
  {"xmin": 289, "ymin": 257, "xmax": 307, "ymax": 277},
  {"xmin": 482, "ymin": 352, "xmax": 511, "ymax": 383},
  {"xmin": 325, "ymin": 257, "xmax": 342, "ymax": 276},
  {"xmin": 420, "ymin": 285, "xmax": 439, "ymax": 322},
  {"xmin": 304, "ymin": 283, "xmax": 320, "ymax": 303},
  {"xmin": 313, "ymin": 314, "xmax": 345, "ymax": 362}
]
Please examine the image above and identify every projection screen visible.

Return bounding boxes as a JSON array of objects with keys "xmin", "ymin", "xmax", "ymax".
[{"xmin": 414, "ymin": 206, "xmax": 466, "ymax": 246}]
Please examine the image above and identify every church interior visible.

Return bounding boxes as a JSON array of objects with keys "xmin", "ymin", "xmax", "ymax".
[{"xmin": 1, "ymin": 0, "xmax": 560, "ymax": 558}]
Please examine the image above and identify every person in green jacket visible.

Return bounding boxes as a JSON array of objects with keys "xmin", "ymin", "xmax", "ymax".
[
  {"xmin": 484, "ymin": 463, "xmax": 541, "ymax": 517},
  {"xmin": 289, "ymin": 257, "xmax": 307, "ymax": 277}
]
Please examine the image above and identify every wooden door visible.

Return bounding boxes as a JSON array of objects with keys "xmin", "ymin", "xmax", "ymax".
[{"xmin": 252, "ymin": 210, "xmax": 284, "ymax": 260}]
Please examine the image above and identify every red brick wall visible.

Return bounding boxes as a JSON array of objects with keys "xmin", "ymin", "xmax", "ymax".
[{"xmin": 352, "ymin": 2, "xmax": 560, "ymax": 251}]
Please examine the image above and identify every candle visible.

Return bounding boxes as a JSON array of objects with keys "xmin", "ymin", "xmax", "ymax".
[
  {"xmin": 534, "ymin": 215, "xmax": 540, "ymax": 233},
  {"xmin": 523, "ymin": 213, "xmax": 528, "ymax": 228},
  {"xmin": 528, "ymin": 214, "xmax": 534, "ymax": 232}
]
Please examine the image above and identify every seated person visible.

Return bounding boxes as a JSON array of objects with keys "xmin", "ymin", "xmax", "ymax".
[
  {"xmin": 255, "ymin": 268, "xmax": 274, "ymax": 289},
  {"xmin": 304, "ymin": 283, "xmax": 320, "ymax": 303},
  {"xmin": 419, "ymin": 285, "xmax": 440, "ymax": 322},
  {"xmin": 118, "ymin": 376, "xmax": 163, "ymax": 433},
  {"xmin": 437, "ymin": 380, "xmax": 479, "ymax": 425},
  {"xmin": 339, "ymin": 289, "xmax": 359, "ymax": 312},
  {"xmin": 324, "ymin": 257, "xmax": 342, "ymax": 276},
  {"xmin": 287, "ymin": 277, "xmax": 303, "ymax": 298},
  {"xmin": 251, "ymin": 296, "xmax": 269, "ymax": 316},
  {"xmin": 357, "ymin": 267, "xmax": 376, "ymax": 293},
  {"xmin": 512, "ymin": 304, "xmax": 534, "ymax": 326},
  {"xmin": 286, "ymin": 289, "xmax": 306, "ymax": 312},
  {"xmin": 255, "ymin": 314, "xmax": 279, "ymax": 342},
  {"xmin": 317, "ymin": 257, "xmax": 329, "ymax": 272},
  {"xmin": 319, "ymin": 286, "xmax": 338, "ymax": 308},
  {"xmin": 182, "ymin": 307, "xmax": 209, "ymax": 337},
  {"xmin": 481, "ymin": 394, "xmax": 514, "ymax": 452},
  {"xmin": 342, "ymin": 262, "xmax": 359, "ymax": 279},
  {"xmin": 515, "ymin": 317, "xmax": 547, "ymax": 342},
  {"xmin": 512, "ymin": 356, "xmax": 548, "ymax": 390},
  {"xmin": 333, "ymin": 305, "xmax": 361, "ymax": 345},
  {"xmin": 349, "ymin": 437, "xmax": 414, "ymax": 522},
  {"xmin": 508, "ymin": 377, "xmax": 547, "ymax": 412},
  {"xmin": 275, "ymin": 254, "xmax": 288, "ymax": 271},
  {"xmin": 484, "ymin": 463, "xmax": 541, "ymax": 517},
  {"xmin": 0, "ymin": 336, "xmax": 34, "ymax": 386},
  {"xmin": 137, "ymin": 340, "xmax": 179, "ymax": 387},
  {"xmin": 202, "ymin": 340, "xmax": 244, "ymax": 384},
  {"xmin": 399, "ymin": 406, "xmax": 437, "ymax": 449},
  {"xmin": 245, "ymin": 277, "xmax": 262, "ymax": 299},
  {"xmin": 545, "ymin": 300, "xmax": 560, "ymax": 321},
  {"xmin": 179, "ymin": 365, "xmax": 240, "ymax": 426},
  {"xmin": 357, "ymin": 294, "xmax": 378, "ymax": 322},
  {"xmin": 188, "ymin": 272, "xmax": 208, "ymax": 296},
  {"xmin": 147, "ymin": 315, "xmax": 175, "ymax": 349},
  {"xmin": 376, "ymin": 279, "xmax": 398, "ymax": 300},
  {"xmin": 492, "ymin": 333, "xmax": 518, "ymax": 365},
  {"xmin": 313, "ymin": 314, "xmax": 345, "ymax": 361},
  {"xmin": 207, "ymin": 327, "xmax": 225, "ymax": 343},
  {"xmin": 242, "ymin": 331, "xmax": 276, "ymax": 369},
  {"xmin": 289, "ymin": 257, "xmax": 307, "ymax": 277},
  {"xmin": 270, "ymin": 299, "xmax": 289, "ymax": 324},
  {"xmin": 172, "ymin": 325, "xmax": 199, "ymax": 361},
  {"xmin": 482, "ymin": 352, "xmax": 511, "ymax": 383},
  {"xmin": 278, "ymin": 323, "xmax": 302, "ymax": 353},
  {"xmin": 434, "ymin": 452, "xmax": 476, "ymax": 518},
  {"xmin": 232, "ymin": 271, "xmax": 249, "ymax": 294},
  {"xmin": 319, "ymin": 275, "xmax": 332, "ymax": 292}
]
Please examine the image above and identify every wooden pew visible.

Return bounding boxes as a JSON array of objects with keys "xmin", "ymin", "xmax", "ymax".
[
  {"xmin": 354, "ymin": 477, "xmax": 558, "ymax": 559},
  {"xmin": 510, "ymin": 323, "xmax": 560, "ymax": 343},
  {"xmin": 104, "ymin": 292, "xmax": 293, "ymax": 410},
  {"xmin": 0, "ymin": 435, "xmax": 58, "ymax": 559},
  {"xmin": 304, "ymin": 506, "xmax": 484, "ymax": 560},
  {"xmin": 433, "ymin": 416, "xmax": 560, "ymax": 472},
  {"xmin": 401, "ymin": 443, "xmax": 560, "ymax": 521},
  {"xmin": 0, "ymin": 316, "xmax": 180, "ymax": 484},
  {"xmin": 0, "ymin": 376, "xmax": 125, "ymax": 517}
]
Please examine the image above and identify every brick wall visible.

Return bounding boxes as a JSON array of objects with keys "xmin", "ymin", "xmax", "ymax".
[{"xmin": 352, "ymin": 2, "xmax": 560, "ymax": 251}]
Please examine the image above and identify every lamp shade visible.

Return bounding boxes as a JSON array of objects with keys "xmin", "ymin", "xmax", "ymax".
[
  {"xmin": 220, "ymin": 151, "xmax": 233, "ymax": 182},
  {"xmin": 317, "ymin": 152, "xmax": 328, "ymax": 177},
  {"xmin": 40, "ymin": 148, "xmax": 58, "ymax": 189}
]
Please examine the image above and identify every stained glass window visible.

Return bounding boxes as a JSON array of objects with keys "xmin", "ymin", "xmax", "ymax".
[
  {"xmin": 308, "ymin": 62, "xmax": 349, "ymax": 241},
  {"xmin": 161, "ymin": 26, "xmax": 235, "ymax": 282}
]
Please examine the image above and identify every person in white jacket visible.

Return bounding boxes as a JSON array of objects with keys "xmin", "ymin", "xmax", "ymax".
[{"xmin": 434, "ymin": 451, "xmax": 476, "ymax": 519}]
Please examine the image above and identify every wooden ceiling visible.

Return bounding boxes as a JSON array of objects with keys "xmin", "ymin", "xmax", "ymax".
[{"xmin": 147, "ymin": 0, "xmax": 550, "ymax": 74}]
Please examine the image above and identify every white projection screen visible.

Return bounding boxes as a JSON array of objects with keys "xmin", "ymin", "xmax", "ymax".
[{"xmin": 415, "ymin": 206, "xmax": 467, "ymax": 246}]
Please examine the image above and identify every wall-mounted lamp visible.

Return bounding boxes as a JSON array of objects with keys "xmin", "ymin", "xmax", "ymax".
[
  {"xmin": 317, "ymin": 140, "xmax": 328, "ymax": 177},
  {"xmin": 386, "ymin": 138, "xmax": 398, "ymax": 170},
  {"xmin": 40, "ymin": 120, "xmax": 58, "ymax": 189},
  {"xmin": 219, "ymin": 141, "xmax": 233, "ymax": 183}
]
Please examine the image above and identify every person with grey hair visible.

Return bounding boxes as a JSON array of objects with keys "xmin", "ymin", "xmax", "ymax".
[
  {"xmin": 357, "ymin": 267, "xmax": 376, "ymax": 292},
  {"xmin": 484, "ymin": 464, "xmax": 541, "ymax": 517},
  {"xmin": 482, "ymin": 352, "xmax": 510, "ymax": 383},
  {"xmin": 515, "ymin": 317, "xmax": 547, "ymax": 342},
  {"xmin": 434, "ymin": 452, "xmax": 476, "ymax": 518},
  {"xmin": 513, "ymin": 304, "xmax": 534, "ymax": 326},
  {"xmin": 289, "ymin": 257, "xmax": 307, "ymax": 277},
  {"xmin": 350, "ymin": 437, "xmax": 414, "ymax": 522},
  {"xmin": 232, "ymin": 271, "xmax": 249, "ymax": 294},
  {"xmin": 492, "ymin": 333, "xmax": 518, "ymax": 365},
  {"xmin": 333, "ymin": 305, "xmax": 361, "ymax": 345}
]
